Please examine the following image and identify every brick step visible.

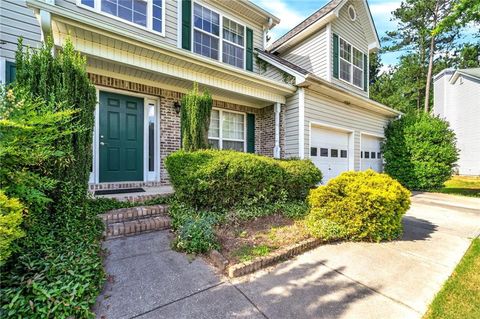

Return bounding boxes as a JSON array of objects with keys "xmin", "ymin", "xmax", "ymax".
[
  {"xmin": 104, "ymin": 215, "xmax": 171, "ymax": 239},
  {"xmin": 100, "ymin": 204, "xmax": 169, "ymax": 223}
]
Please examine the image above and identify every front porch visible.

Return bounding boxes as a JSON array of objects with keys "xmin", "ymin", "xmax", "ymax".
[{"xmin": 86, "ymin": 74, "xmax": 288, "ymax": 188}]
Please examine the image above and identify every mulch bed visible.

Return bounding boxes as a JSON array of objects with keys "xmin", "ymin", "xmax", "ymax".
[{"xmin": 214, "ymin": 214, "xmax": 312, "ymax": 266}]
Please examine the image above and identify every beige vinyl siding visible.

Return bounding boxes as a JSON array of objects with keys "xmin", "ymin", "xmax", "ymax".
[
  {"xmin": 280, "ymin": 27, "xmax": 328, "ymax": 79},
  {"xmin": 57, "ymin": 0, "xmax": 178, "ymax": 46},
  {"xmin": 331, "ymin": 0, "xmax": 369, "ymax": 97},
  {"xmin": 304, "ymin": 89, "xmax": 390, "ymax": 170},
  {"xmin": 0, "ymin": 0, "xmax": 42, "ymax": 61},
  {"xmin": 284, "ymin": 90, "xmax": 300, "ymax": 157},
  {"xmin": 261, "ymin": 62, "xmax": 287, "ymax": 83}
]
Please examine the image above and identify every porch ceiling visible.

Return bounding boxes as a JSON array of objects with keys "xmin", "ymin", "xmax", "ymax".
[{"xmin": 45, "ymin": 13, "xmax": 294, "ymax": 107}]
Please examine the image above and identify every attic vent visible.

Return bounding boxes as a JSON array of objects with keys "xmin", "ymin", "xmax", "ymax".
[{"xmin": 348, "ymin": 5, "xmax": 357, "ymax": 21}]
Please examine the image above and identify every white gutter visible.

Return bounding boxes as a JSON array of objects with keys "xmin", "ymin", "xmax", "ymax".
[{"xmin": 26, "ymin": 0, "xmax": 296, "ymax": 95}]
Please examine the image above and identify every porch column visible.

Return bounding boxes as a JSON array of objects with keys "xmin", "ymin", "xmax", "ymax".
[{"xmin": 273, "ymin": 102, "xmax": 281, "ymax": 158}]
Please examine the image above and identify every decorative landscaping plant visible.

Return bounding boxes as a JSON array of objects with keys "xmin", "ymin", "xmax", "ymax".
[
  {"xmin": 180, "ymin": 83, "xmax": 213, "ymax": 152},
  {"xmin": 165, "ymin": 150, "xmax": 322, "ymax": 211},
  {"xmin": 306, "ymin": 170, "xmax": 411, "ymax": 242},
  {"xmin": 382, "ymin": 112, "xmax": 459, "ymax": 190},
  {"xmin": 0, "ymin": 39, "xmax": 102, "ymax": 318}
]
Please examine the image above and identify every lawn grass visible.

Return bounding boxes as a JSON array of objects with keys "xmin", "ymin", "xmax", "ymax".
[
  {"xmin": 437, "ymin": 176, "xmax": 480, "ymax": 197},
  {"xmin": 423, "ymin": 238, "xmax": 480, "ymax": 319}
]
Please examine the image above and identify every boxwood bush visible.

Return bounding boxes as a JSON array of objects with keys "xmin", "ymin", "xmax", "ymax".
[
  {"xmin": 165, "ymin": 150, "xmax": 322, "ymax": 210},
  {"xmin": 382, "ymin": 112, "xmax": 458, "ymax": 190},
  {"xmin": 306, "ymin": 170, "xmax": 411, "ymax": 242}
]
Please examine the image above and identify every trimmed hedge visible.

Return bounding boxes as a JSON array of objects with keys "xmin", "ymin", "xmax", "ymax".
[
  {"xmin": 382, "ymin": 112, "xmax": 458, "ymax": 190},
  {"xmin": 306, "ymin": 170, "xmax": 411, "ymax": 242},
  {"xmin": 165, "ymin": 150, "xmax": 322, "ymax": 210}
]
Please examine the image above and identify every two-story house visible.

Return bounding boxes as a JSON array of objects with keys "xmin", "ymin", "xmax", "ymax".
[
  {"xmin": 434, "ymin": 68, "xmax": 480, "ymax": 176},
  {"xmin": 0, "ymin": 0, "xmax": 400, "ymax": 187}
]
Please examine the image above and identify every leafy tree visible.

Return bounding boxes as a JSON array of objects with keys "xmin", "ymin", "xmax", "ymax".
[
  {"xmin": 433, "ymin": 0, "xmax": 480, "ymax": 35},
  {"xmin": 382, "ymin": 0, "xmax": 460, "ymax": 112},
  {"xmin": 382, "ymin": 112, "xmax": 458, "ymax": 190},
  {"xmin": 180, "ymin": 83, "xmax": 213, "ymax": 151}
]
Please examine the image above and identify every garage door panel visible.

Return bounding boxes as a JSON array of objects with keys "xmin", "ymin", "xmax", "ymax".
[
  {"xmin": 361, "ymin": 135, "xmax": 383, "ymax": 172},
  {"xmin": 310, "ymin": 126, "xmax": 350, "ymax": 183}
]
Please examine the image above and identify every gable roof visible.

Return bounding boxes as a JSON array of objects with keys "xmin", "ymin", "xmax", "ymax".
[
  {"xmin": 267, "ymin": 0, "xmax": 380, "ymax": 53},
  {"xmin": 268, "ymin": 0, "xmax": 343, "ymax": 52},
  {"xmin": 255, "ymin": 49, "xmax": 310, "ymax": 76},
  {"xmin": 450, "ymin": 68, "xmax": 480, "ymax": 84}
]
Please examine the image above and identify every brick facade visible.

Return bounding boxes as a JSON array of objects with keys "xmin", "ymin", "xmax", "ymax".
[{"xmin": 88, "ymin": 74, "xmax": 286, "ymax": 184}]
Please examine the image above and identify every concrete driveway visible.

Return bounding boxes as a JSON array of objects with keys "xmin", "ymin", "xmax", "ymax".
[{"xmin": 94, "ymin": 193, "xmax": 480, "ymax": 319}]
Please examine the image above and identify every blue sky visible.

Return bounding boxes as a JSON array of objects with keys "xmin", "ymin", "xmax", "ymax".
[
  {"xmin": 251, "ymin": 0, "xmax": 477, "ymax": 70},
  {"xmin": 251, "ymin": 0, "xmax": 402, "ymax": 68}
]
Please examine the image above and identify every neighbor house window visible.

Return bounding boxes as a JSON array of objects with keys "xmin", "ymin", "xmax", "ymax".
[
  {"xmin": 208, "ymin": 109, "xmax": 245, "ymax": 151},
  {"xmin": 193, "ymin": 3, "xmax": 246, "ymax": 69},
  {"xmin": 339, "ymin": 37, "xmax": 364, "ymax": 89},
  {"xmin": 79, "ymin": 0, "xmax": 165, "ymax": 34}
]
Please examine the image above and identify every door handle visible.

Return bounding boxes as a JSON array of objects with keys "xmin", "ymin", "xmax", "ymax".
[{"xmin": 100, "ymin": 142, "xmax": 105, "ymax": 146}]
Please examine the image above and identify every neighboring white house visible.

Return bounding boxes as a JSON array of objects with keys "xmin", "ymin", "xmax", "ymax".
[
  {"xmin": 433, "ymin": 68, "xmax": 480, "ymax": 176},
  {"xmin": 2, "ymin": 0, "xmax": 401, "ymax": 187}
]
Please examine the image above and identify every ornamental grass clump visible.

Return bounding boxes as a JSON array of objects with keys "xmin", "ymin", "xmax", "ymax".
[{"xmin": 306, "ymin": 170, "xmax": 411, "ymax": 242}]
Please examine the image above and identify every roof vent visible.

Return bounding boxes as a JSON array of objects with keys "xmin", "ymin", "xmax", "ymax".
[{"xmin": 348, "ymin": 5, "xmax": 356, "ymax": 21}]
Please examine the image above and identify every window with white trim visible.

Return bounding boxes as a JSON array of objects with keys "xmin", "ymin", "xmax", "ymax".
[
  {"xmin": 208, "ymin": 109, "xmax": 245, "ymax": 151},
  {"xmin": 193, "ymin": 3, "xmax": 246, "ymax": 69},
  {"xmin": 193, "ymin": 3, "xmax": 220, "ymax": 60},
  {"xmin": 339, "ymin": 37, "xmax": 364, "ymax": 89},
  {"xmin": 78, "ymin": 0, "xmax": 165, "ymax": 34}
]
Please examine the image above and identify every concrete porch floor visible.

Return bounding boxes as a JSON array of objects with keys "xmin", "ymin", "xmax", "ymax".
[{"xmin": 94, "ymin": 185, "xmax": 174, "ymax": 202}]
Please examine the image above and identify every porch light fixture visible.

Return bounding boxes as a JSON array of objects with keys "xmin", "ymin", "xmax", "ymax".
[{"xmin": 174, "ymin": 101, "xmax": 181, "ymax": 114}]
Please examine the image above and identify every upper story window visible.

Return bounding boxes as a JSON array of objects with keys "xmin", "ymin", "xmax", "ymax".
[
  {"xmin": 192, "ymin": 3, "xmax": 246, "ymax": 69},
  {"xmin": 339, "ymin": 37, "xmax": 364, "ymax": 89},
  {"xmin": 79, "ymin": 0, "xmax": 165, "ymax": 35}
]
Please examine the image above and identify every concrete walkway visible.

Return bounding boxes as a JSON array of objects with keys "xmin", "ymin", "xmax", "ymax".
[{"xmin": 94, "ymin": 193, "xmax": 480, "ymax": 319}]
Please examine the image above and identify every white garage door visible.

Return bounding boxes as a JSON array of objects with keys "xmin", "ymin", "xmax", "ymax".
[
  {"xmin": 310, "ymin": 127, "xmax": 350, "ymax": 183},
  {"xmin": 361, "ymin": 135, "xmax": 383, "ymax": 172}
]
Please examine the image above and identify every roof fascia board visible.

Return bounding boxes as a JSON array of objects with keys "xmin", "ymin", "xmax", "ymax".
[
  {"xmin": 26, "ymin": 0, "xmax": 296, "ymax": 94},
  {"xmin": 272, "ymin": 12, "xmax": 336, "ymax": 53},
  {"xmin": 238, "ymin": 0, "xmax": 280, "ymax": 26}
]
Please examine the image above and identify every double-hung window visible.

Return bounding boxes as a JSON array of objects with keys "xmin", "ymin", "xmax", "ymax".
[
  {"xmin": 193, "ymin": 3, "xmax": 220, "ymax": 60},
  {"xmin": 222, "ymin": 18, "xmax": 245, "ymax": 68},
  {"xmin": 78, "ymin": 0, "xmax": 165, "ymax": 34},
  {"xmin": 193, "ymin": 3, "xmax": 246, "ymax": 69},
  {"xmin": 339, "ymin": 37, "xmax": 364, "ymax": 89},
  {"xmin": 208, "ymin": 109, "xmax": 245, "ymax": 152}
]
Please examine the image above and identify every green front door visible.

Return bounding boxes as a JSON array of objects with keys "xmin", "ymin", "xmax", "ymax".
[{"xmin": 99, "ymin": 92, "xmax": 144, "ymax": 182}]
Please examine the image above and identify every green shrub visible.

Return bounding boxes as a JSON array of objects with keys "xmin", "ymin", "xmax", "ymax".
[
  {"xmin": 306, "ymin": 170, "xmax": 411, "ymax": 242},
  {"xmin": 173, "ymin": 215, "xmax": 219, "ymax": 254},
  {"xmin": 382, "ymin": 112, "xmax": 458, "ymax": 190},
  {"xmin": 0, "ymin": 191, "xmax": 25, "ymax": 265},
  {"xmin": 279, "ymin": 160, "xmax": 323, "ymax": 199},
  {"xmin": 165, "ymin": 150, "xmax": 321, "ymax": 210},
  {"xmin": 0, "ymin": 39, "xmax": 100, "ymax": 318},
  {"xmin": 180, "ymin": 83, "xmax": 213, "ymax": 151}
]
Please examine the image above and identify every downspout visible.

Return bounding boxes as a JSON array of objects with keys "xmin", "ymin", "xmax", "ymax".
[{"xmin": 273, "ymin": 102, "xmax": 281, "ymax": 158}]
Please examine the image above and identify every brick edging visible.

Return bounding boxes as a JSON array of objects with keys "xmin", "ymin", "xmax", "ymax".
[
  {"xmin": 105, "ymin": 216, "xmax": 171, "ymax": 239},
  {"xmin": 227, "ymin": 237, "xmax": 323, "ymax": 278}
]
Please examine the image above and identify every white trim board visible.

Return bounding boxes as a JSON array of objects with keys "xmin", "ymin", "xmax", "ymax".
[{"xmin": 90, "ymin": 85, "xmax": 161, "ymax": 184}]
